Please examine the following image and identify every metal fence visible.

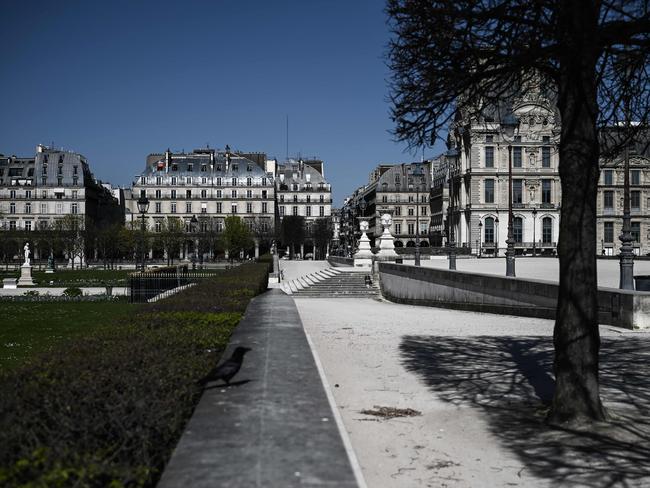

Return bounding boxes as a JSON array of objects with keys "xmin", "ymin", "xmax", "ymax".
[{"xmin": 129, "ymin": 269, "xmax": 219, "ymax": 303}]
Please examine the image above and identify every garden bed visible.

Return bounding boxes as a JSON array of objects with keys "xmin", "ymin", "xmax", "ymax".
[{"xmin": 0, "ymin": 262, "xmax": 269, "ymax": 487}]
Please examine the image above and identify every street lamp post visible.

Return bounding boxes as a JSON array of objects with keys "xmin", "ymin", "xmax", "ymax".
[
  {"xmin": 136, "ymin": 196, "xmax": 150, "ymax": 272},
  {"xmin": 448, "ymin": 163, "xmax": 456, "ymax": 270},
  {"xmin": 410, "ymin": 163, "xmax": 425, "ymax": 266},
  {"xmin": 620, "ymin": 55, "xmax": 635, "ymax": 289},
  {"xmin": 190, "ymin": 214, "xmax": 198, "ymax": 270},
  {"xmin": 532, "ymin": 207, "xmax": 538, "ymax": 256},
  {"xmin": 495, "ymin": 216, "xmax": 499, "ymax": 258},
  {"xmin": 478, "ymin": 220, "xmax": 483, "ymax": 258},
  {"xmin": 502, "ymin": 115, "xmax": 519, "ymax": 277}
]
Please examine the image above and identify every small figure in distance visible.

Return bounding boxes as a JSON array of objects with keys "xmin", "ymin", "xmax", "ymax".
[
  {"xmin": 199, "ymin": 346, "xmax": 252, "ymax": 386},
  {"xmin": 364, "ymin": 275, "xmax": 372, "ymax": 288}
]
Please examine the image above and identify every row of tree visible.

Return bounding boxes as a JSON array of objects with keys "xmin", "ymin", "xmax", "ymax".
[{"xmin": 0, "ymin": 215, "xmax": 334, "ymax": 268}]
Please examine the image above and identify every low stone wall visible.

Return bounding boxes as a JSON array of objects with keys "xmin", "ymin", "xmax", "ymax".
[
  {"xmin": 378, "ymin": 263, "xmax": 650, "ymax": 330},
  {"xmin": 328, "ymin": 256, "xmax": 354, "ymax": 267}
]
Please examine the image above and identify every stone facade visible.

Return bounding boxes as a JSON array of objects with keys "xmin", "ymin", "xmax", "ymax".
[
  {"xmin": 0, "ymin": 145, "xmax": 122, "ymax": 258},
  {"xmin": 127, "ymin": 146, "xmax": 275, "ymax": 259},
  {"xmin": 434, "ymin": 90, "xmax": 562, "ymax": 256}
]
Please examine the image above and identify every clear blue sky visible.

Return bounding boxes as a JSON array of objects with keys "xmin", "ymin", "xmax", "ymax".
[{"xmin": 0, "ymin": 0, "xmax": 444, "ymax": 205}]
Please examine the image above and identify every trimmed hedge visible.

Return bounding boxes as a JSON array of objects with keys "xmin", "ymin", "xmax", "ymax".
[{"xmin": 0, "ymin": 263, "xmax": 269, "ymax": 487}]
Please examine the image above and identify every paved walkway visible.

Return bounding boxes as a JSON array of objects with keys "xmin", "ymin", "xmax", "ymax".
[{"xmin": 278, "ymin": 261, "xmax": 650, "ymax": 487}]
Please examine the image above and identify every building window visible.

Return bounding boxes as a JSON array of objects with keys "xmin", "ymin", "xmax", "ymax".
[
  {"xmin": 140, "ymin": 176, "xmax": 145, "ymax": 184},
  {"xmin": 186, "ymin": 190, "xmax": 192, "ymax": 199},
  {"xmin": 201, "ymin": 203, "xmax": 207, "ymax": 214},
  {"xmin": 201, "ymin": 164, "xmax": 207, "ymax": 172},
  {"xmin": 172, "ymin": 177, "xmax": 177, "ymax": 185},
  {"xmin": 216, "ymin": 190, "xmax": 222, "ymax": 198},
  {"xmin": 485, "ymin": 147, "xmax": 494, "ymax": 168},
  {"xmin": 56, "ymin": 203, "xmax": 63, "ymax": 214},
  {"xmin": 26, "ymin": 190, "xmax": 32, "ymax": 199},
  {"xmin": 172, "ymin": 164, "xmax": 178, "ymax": 171},
  {"xmin": 72, "ymin": 190, "xmax": 77, "ymax": 199},
  {"xmin": 25, "ymin": 221, "xmax": 32, "ymax": 231},
  {"xmin": 246, "ymin": 203, "xmax": 253, "ymax": 213},
  {"xmin": 395, "ymin": 206, "xmax": 401, "ymax": 216},
  {"xmin": 484, "ymin": 217, "xmax": 494, "ymax": 243},
  {"xmin": 171, "ymin": 202, "xmax": 177, "ymax": 213},
  {"xmin": 9, "ymin": 221, "xmax": 16, "ymax": 230},
  {"xmin": 262, "ymin": 202, "xmax": 268, "ymax": 213},
  {"xmin": 140, "ymin": 189, "xmax": 146, "ymax": 198},
  {"xmin": 40, "ymin": 203, "xmax": 47, "ymax": 213},
  {"xmin": 293, "ymin": 194, "xmax": 298, "ymax": 202},
  {"xmin": 186, "ymin": 177, "xmax": 191, "ymax": 185},
  {"xmin": 395, "ymin": 223, "xmax": 401, "ymax": 234},
  {"xmin": 71, "ymin": 203, "xmax": 78, "ymax": 214},
  {"xmin": 292, "ymin": 206, "xmax": 298, "ymax": 216},
  {"xmin": 542, "ymin": 217, "xmax": 553, "ymax": 244},
  {"xmin": 155, "ymin": 221, "xmax": 162, "ymax": 233},
  {"xmin": 9, "ymin": 203, "xmax": 15, "ymax": 214},
  {"xmin": 604, "ymin": 170, "xmax": 613, "ymax": 185},
  {"xmin": 171, "ymin": 189, "xmax": 176, "ymax": 199},
  {"xmin": 155, "ymin": 202, "xmax": 161, "ymax": 213},
  {"xmin": 306, "ymin": 195, "xmax": 311, "ymax": 203},
  {"xmin": 408, "ymin": 223, "xmax": 415, "ymax": 235},
  {"xmin": 513, "ymin": 180, "xmax": 523, "ymax": 204},
  {"xmin": 319, "ymin": 206, "xmax": 324, "ymax": 217},
  {"xmin": 306, "ymin": 206, "xmax": 312, "ymax": 217},
  {"xmin": 542, "ymin": 146, "xmax": 551, "ymax": 168},
  {"xmin": 232, "ymin": 178, "xmax": 237, "ymax": 186},
  {"xmin": 231, "ymin": 190, "xmax": 237, "ymax": 198},
  {"xmin": 202, "ymin": 177, "xmax": 207, "ymax": 184},
  {"xmin": 408, "ymin": 208, "xmax": 414, "ymax": 216},
  {"xmin": 156, "ymin": 176, "xmax": 162, "ymax": 185},
  {"xmin": 42, "ymin": 177, "xmax": 47, "ymax": 185},
  {"xmin": 10, "ymin": 190, "xmax": 16, "ymax": 198},
  {"xmin": 247, "ymin": 177, "xmax": 252, "ymax": 186},
  {"xmin": 382, "ymin": 195, "xmax": 388, "ymax": 203},
  {"xmin": 247, "ymin": 190, "xmax": 252, "ymax": 198},
  {"xmin": 231, "ymin": 204, "xmax": 237, "ymax": 214},
  {"xmin": 421, "ymin": 206, "xmax": 427, "ymax": 216},
  {"xmin": 279, "ymin": 206, "xmax": 285, "ymax": 216},
  {"xmin": 484, "ymin": 179, "xmax": 494, "ymax": 203},
  {"xmin": 604, "ymin": 221, "xmax": 614, "ymax": 243},
  {"xmin": 604, "ymin": 190, "xmax": 614, "ymax": 209},
  {"xmin": 632, "ymin": 190, "xmax": 641, "ymax": 210},
  {"xmin": 186, "ymin": 202, "xmax": 192, "ymax": 213},
  {"xmin": 217, "ymin": 202, "xmax": 222, "ymax": 213},
  {"xmin": 216, "ymin": 177, "xmax": 222, "ymax": 186},
  {"xmin": 486, "ymin": 135, "xmax": 493, "ymax": 143},
  {"xmin": 513, "ymin": 146, "xmax": 522, "ymax": 168},
  {"xmin": 542, "ymin": 180, "xmax": 552, "ymax": 204},
  {"xmin": 57, "ymin": 177, "xmax": 63, "ymax": 186},
  {"xmin": 25, "ymin": 203, "xmax": 31, "ymax": 214},
  {"xmin": 632, "ymin": 170, "xmax": 641, "ymax": 185},
  {"xmin": 187, "ymin": 164, "xmax": 193, "ymax": 172},
  {"xmin": 280, "ymin": 195, "xmax": 285, "ymax": 202},
  {"xmin": 201, "ymin": 189, "xmax": 207, "ymax": 198},
  {"xmin": 155, "ymin": 189, "xmax": 161, "ymax": 198},
  {"xmin": 632, "ymin": 222, "xmax": 641, "ymax": 242},
  {"xmin": 513, "ymin": 217, "xmax": 523, "ymax": 243}
]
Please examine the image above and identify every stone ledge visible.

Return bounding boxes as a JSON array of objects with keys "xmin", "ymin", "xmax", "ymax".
[{"xmin": 157, "ymin": 289, "xmax": 359, "ymax": 488}]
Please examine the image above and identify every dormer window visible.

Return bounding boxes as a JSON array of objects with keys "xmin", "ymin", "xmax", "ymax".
[
  {"xmin": 172, "ymin": 164, "xmax": 178, "ymax": 171},
  {"xmin": 232, "ymin": 177, "xmax": 237, "ymax": 186},
  {"xmin": 58, "ymin": 155, "xmax": 64, "ymax": 165},
  {"xmin": 232, "ymin": 164, "xmax": 239, "ymax": 172},
  {"xmin": 216, "ymin": 164, "xmax": 222, "ymax": 171},
  {"xmin": 201, "ymin": 164, "xmax": 207, "ymax": 172},
  {"xmin": 188, "ymin": 164, "xmax": 193, "ymax": 172},
  {"xmin": 247, "ymin": 164, "xmax": 252, "ymax": 171}
]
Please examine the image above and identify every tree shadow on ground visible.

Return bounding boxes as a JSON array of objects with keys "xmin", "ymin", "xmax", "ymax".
[{"xmin": 400, "ymin": 335, "xmax": 650, "ymax": 487}]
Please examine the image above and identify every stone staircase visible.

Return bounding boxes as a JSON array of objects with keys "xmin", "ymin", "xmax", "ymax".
[{"xmin": 282, "ymin": 267, "xmax": 380, "ymax": 299}]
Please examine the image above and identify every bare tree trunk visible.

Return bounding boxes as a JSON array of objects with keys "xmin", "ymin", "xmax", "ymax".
[{"xmin": 549, "ymin": 1, "xmax": 607, "ymax": 425}]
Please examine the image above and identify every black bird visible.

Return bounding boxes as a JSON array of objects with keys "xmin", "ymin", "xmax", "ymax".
[{"xmin": 200, "ymin": 346, "xmax": 252, "ymax": 386}]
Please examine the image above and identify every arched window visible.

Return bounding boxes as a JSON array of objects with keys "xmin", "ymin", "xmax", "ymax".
[
  {"xmin": 484, "ymin": 217, "xmax": 495, "ymax": 243},
  {"xmin": 542, "ymin": 217, "xmax": 553, "ymax": 244},
  {"xmin": 514, "ymin": 217, "xmax": 523, "ymax": 243}
]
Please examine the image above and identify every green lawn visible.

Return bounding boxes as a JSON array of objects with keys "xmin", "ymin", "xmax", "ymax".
[
  {"xmin": 0, "ymin": 301, "xmax": 136, "ymax": 370},
  {"xmin": 0, "ymin": 269, "xmax": 131, "ymax": 287}
]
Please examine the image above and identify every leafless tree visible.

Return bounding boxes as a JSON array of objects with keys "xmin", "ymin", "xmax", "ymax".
[{"xmin": 387, "ymin": 0, "xmax": 650, "ymax": 425}]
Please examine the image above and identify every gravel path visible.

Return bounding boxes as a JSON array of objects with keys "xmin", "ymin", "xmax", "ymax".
[{"xmin": 295, "ymin": 294, "xmax": 650, "ymax": 488}]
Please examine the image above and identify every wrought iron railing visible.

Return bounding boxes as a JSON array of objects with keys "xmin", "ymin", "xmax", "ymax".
[{"xmin": 128, "ymin": 266, "xmax": 219, "ymax": 303}]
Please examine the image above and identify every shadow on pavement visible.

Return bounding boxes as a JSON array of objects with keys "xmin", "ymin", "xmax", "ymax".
[{"xmin": 399, "ymin": 335, "xmax": 650, "ymax": 487}]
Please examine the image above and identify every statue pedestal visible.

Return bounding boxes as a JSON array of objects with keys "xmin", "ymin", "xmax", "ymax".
[
  {"xmin": 17, "ymin": 264, "xmax": 35, "ymax": 286},
  {"xmin": 354, "ymin": 232, "xmax": 373, "ymax": 269},
  {"xmin": 375, "ymin": 228, "xmax": 399, "ymax": 262}
]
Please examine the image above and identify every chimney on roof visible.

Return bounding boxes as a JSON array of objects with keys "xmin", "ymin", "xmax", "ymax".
[
  {"xmin": 225, "ymin": 144, "xmax": 231, "ymax": 172},
  {"xmin": 165, "ymin": 148, "xmax": 171, "ymax": 173},
  {"xmin": 299, "ymin": 159, "xmax": 304, "ymax": 178}
]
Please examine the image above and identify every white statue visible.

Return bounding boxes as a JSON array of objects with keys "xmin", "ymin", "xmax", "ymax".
[
  {"xmin": 23, "ymin": 242, "xmax": 31, "ymax": 266},
  {"xmin": 359, "ymin": 220, "xmax": 369, "ymax": 232},
  {"xmin": 381, "ymin": 213, "xmax": 393, "ymax": 230}
]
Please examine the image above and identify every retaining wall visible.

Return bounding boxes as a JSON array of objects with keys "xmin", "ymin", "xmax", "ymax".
[{"xmin": 378, "ymin": 263, "xmax": 650, "ymax": 330}]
